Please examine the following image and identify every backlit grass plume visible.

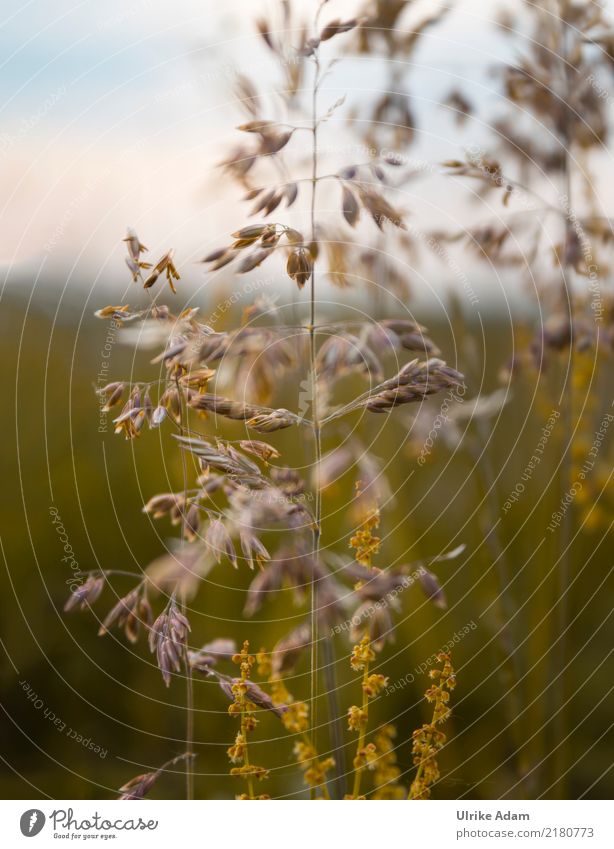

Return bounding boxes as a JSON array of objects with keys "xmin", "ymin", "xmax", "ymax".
[{"xmin": 69, "ymin": 0, "xmax": 464, "ymax": 800}]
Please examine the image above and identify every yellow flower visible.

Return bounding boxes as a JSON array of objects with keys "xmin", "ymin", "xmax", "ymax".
[
  {"xmin": 227, "ymin": 731, "xmax": 246, "ymax": 764},
  {"xmin": 347, "ymin": 704, "xmax": 368, "ymax": 732},
  {"xmin": 282, "ymin": 701, "xmax": 310, "ymax": 734},
  {"xmin": 350, "ymin": 636, "xmax": 375, "ymax": 671},
  {"xmin": 353, "ymin": 742, "xmax": 377, "ymax": 771},
  {"xmin": 363, "ymin": 673, "xmax": 389, "ymax": 697},
  {"xmin": 408, "ymin": 652, "xmax": 455, "ymax": 800},
  {"xmin": 349, "ymin": 484, "xmax": 381, "ymax": 566}
]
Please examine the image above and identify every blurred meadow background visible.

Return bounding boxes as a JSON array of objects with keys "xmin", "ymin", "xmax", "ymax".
[{"xmin": 1, "ymin": 0, "xmax": 614, "ymax": 800}]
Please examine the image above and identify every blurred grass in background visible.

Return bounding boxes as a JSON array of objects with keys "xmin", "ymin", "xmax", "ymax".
[{"xmin": 1, "ymin": 285, "xmax": 613, "ymax": 800}]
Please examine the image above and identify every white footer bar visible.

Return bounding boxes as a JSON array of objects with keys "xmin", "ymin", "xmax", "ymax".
[{"xmin": 3, "ymin": 800, "xmax": 610, "ymax": 847}]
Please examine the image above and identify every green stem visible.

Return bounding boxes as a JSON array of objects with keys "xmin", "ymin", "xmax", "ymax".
[
  {"xmin": 468, "ymin": 429, "xmax": 527, "ymax": 791},
  {"xmin": 553, "ymin": 2, "xmax": 573, "ymax": 798},
  {"xmin": 351, "ymin": 658, "xmax": 370, "ymax": 799},
  {"xmin": 308, "ymin": 45, "xmax": 321, "ymax": 763},
  {"xmin": 306, "ymin": 40, "xmax": 347, "ymax": 800},
  {"xmin": 175, "ymin": 372, "xmax": 195, "ymax": 801},
  {"xmin": 241, "ymin": 709, "xmax": 255, "ymax": 800}
]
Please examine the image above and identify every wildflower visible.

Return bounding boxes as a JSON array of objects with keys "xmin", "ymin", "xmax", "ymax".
[
  {"xmin": 256, "ymin": 649, "xmax": 272, "ymax": 678},
  {"xmin": 230, "ymin": 764, "xmax": 270, "ymax": 781},
  {"xmin": 226, "ymin": 641, "xmax": 271, "ymax": 799},
  {"xmin": 284, "ymin": 698, "xmax": 334, "ymax": 797},
  {"xmin": 350, "ymin": 636, "xmax": 375, "ymax": 671},
  {"xmin": 408, "ymin": 652, "xmax": 455, "ymax": 800},
  {"xmin": 372, "ymin": 725, "xmax": 405, "ymax": 799},
  {"xmin": 363, "ymin": 673, "xmax": 388, "ymax": 698},
  {"xmin": 282, "ymin": 701, "xmax": 310, "ymax": 734},
  {"xmin": 349, "ymin": 486, "xmax": 380, "ymax": 567},
  {"xmin": 347, "ymin": 704, "xmax": 367, "ymax": 732},
  {"xmin": 255, "ymin": 649, "xmax": 333, "ymax": 798},
  {"xmin": 269, "ymin": 676, "xmax": 292, "ymax": 707},
  {"xmin": 227, "ymin": 732, "xmax": 247, "ymax": 764},
  {"xmin": 304, "ymin": 757, "xmax": 336, "ymax": 789},
  {"xmin": 347, "ymin": 631, "xmax": 390, "ymax": 799},
  {"xmin": 353, "ymin": 742, "xmax": 377, "ymax": 772}
]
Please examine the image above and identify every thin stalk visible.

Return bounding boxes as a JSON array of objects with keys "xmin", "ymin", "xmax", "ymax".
[
  {"xmin": 306, "ymin": 41, "xmax": 346, "ymax": 799},
  {"xmin": 309, "ymin": 41, "xmax": 322, "ymax": 749},
  {"xmin": 408, "ymin": 751, "xmax": 427, "ymax": 800},
  {"xmin": 240, "ymin": 711, "xmax": 256, "ymax": 800},
  {"xmin": 308, "ymin": 41, "xmax": 322, "ymax": 774},
  {"xmin": 175, "ymin": 371, "xmax": 195, "ymax": 800},
  {"xmin": 553, "ymin": 2, "xmax": 573, "ymax": 798},
  {"xmin": 320, "ymin": 629, "xmax": 346, "ymax": 798},
  {"xmin": 469, "ymin": 427, "xmax": 527, "ymax": 791},
  {"xmin": 153, "ymin": 752, "xmax": 196, "ymax": 786},
  {"xmin": 299, "ymin": 731, "xmax": 331, "ymax": 800},
  {"xmin": 351, "ymin": 656, "xmax": 370, "ymax": 799},
  {"xmin": 184, "ymin": 648, "xmax": 195, "ymax": 799}
]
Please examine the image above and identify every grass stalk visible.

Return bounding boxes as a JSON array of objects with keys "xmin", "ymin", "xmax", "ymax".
[
  {"xmin": 175, "ymin": 372, "xmax": 195, "ymax": 800},
  {"xmin": 306, "ymin": 36, "xmax": 346, "ymax": 799},
  {"xmin": 351, "ymin": 656, "xmax": 370, "ymax": 799},
  {"xmin": 308, "ymin": 42, "xmax": 321, "ymax": 764},
  {"xmin": 553, "ymin": 3, "xmax": 573, "ymax": 797}
]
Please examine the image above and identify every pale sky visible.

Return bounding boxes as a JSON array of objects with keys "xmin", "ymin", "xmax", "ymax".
[{"xmin": 0, "ymin": 0, "xmax": 611, "ymax": 310}]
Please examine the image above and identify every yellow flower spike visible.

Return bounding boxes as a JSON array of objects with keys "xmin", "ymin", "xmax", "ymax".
[
  {"xmin": 348, "ymin": 631, "xmax": 383, "ymax": 798},
  {"xmin": 408, "ymin": 652, "xmax": 455, "ymax": 800},
  {"xmin": 363, "ymin": 673, "xmax": 389, "ymax": 697},
  {"xmin": 372, "ymin": 725, "xmax": 405, "ymax": 799},
  {"xmin": 349, "ymin": 483, "xmax": 381, "ymax": 567},
  {"xmin": 227, "ymin": 639, "xmax": 267, "ymax": 800},
  {"xmin": 282, "ymin": 701, "xmax": 310, "ymax": 734},
  {"xmin": 350, "ymin": 635, "xmax": 375, "ymax": 671},
  {"xmin": 264, "ymin": 660, "xmax": 331, "ymax": 798},
  {"xmin": 256, "ymin": 649, "xmax": 272, "ymax": 678}
]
